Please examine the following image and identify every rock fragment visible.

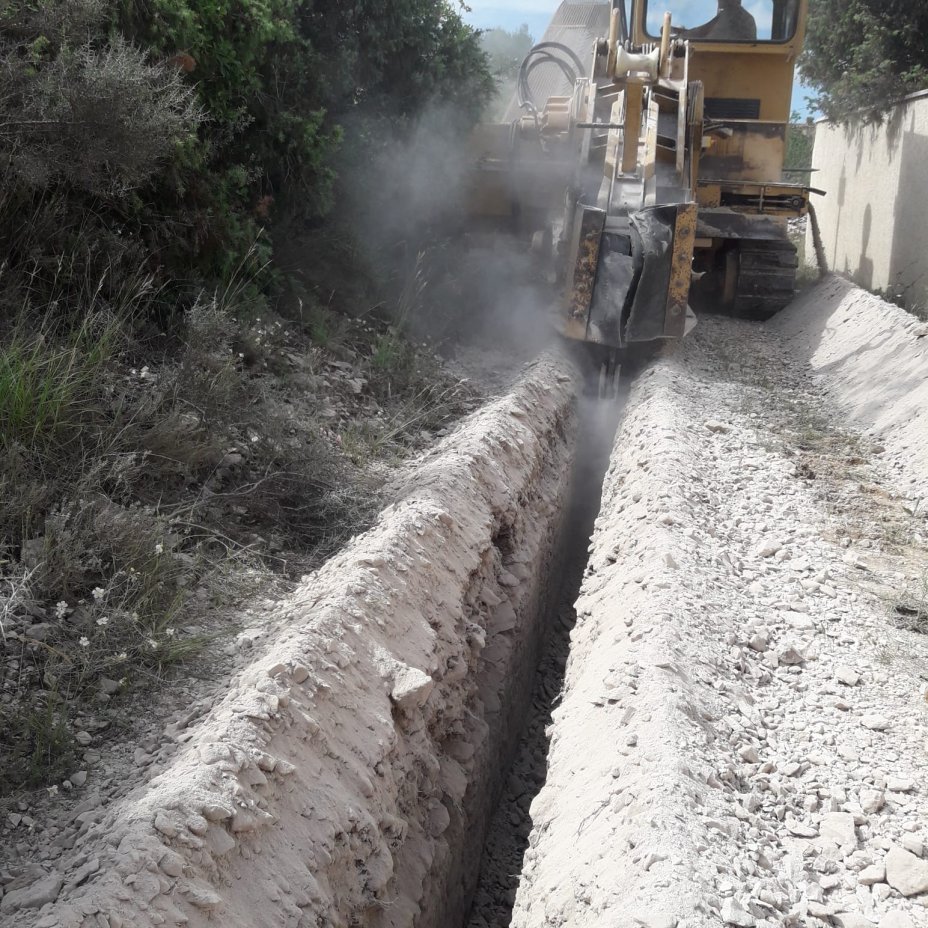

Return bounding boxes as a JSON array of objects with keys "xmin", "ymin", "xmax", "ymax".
[
  {"xmin": 821, "ymin": 811, "xmax": 857, "ymax": 846},
  {"xmin": 390, "ymin": 666, "xmax": 434, "ymax": 712},
  {"xmin": 835, "ymin": 666, "xmax": 860, "ymax": 686},
  {"xmin": 857, "ymin": 863, "xmax": 885, "ymax": 885},
  {"xmin": 0, "ymin": 871, "xmax": 63, "ymax": 913},
  {"xmin": 878, "ymin": 912, "xmax": 914, "ymax": 928},
  {"xmin": 721, "ymin": 897, "xmax": 755, "ymax": 926},
  {"xmin": 885, "ymin": 846, "xmax": 928, "ymax": 896}
]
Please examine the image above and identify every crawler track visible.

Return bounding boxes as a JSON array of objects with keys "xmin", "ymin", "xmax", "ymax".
[{"xmin": 733, "ymin": 239, "xmax": 800, "ymax": 320}]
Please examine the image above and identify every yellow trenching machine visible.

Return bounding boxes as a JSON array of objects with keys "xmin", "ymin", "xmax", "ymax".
[{"xmin": 470, "ymin": 0, "xmax": 818, "ymax": 388}]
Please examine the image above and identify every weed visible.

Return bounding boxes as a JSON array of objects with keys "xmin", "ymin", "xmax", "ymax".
[
  {"xmin": 892, "ymin": 572, "xmax": 928, "ymax": 634},
  {"xmin": 0, "ymin": 690, "xmax": 75, "ymax": 792},
  {"xmin": 0, "ymin": 311, "xmax": 123, "ymax": 454}
]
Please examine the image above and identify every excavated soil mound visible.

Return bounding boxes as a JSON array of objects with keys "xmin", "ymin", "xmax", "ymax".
[
  {"xmin": 772, "ymin": 275, "xmax": 928, "ymax": 487},
  {"xmin": 3, "ymin": 355, "xmax": 580, "ymax": 928}
]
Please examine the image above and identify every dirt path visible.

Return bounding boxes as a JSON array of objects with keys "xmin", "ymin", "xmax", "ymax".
[{"xmin": 498, "ymin": 303, "xmax": 928, "ymax": 928}]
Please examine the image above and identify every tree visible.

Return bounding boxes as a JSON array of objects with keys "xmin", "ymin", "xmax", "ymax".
[
  {"xmin": 480, "ymin": 24, "xmax": 534, "ymax": 80},
  {"xmin": 800, "ymin": 0, "xmax": 928, "ymax": 122},
  {"xmin": 783, "ymin": 111, "xmax": 815, "ymax": 180},
  {"xmin": 114, "ymin": 0, "xmax": 495, "ymax": 279}
]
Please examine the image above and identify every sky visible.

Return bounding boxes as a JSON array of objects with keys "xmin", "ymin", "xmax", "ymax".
[{"xmin": 462, "ymin": 0, "xmax": 816, "ymax": 117}]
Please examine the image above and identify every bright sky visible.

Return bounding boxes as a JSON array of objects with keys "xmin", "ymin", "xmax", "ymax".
[{"xmin": 462, "ymin": 0, "xmax": 816, "ymax": 117}]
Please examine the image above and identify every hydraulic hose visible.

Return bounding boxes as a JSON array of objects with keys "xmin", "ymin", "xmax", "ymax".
[{"xmin": 517, "ymin": 41, "xmax": 587, "ymax": 112}]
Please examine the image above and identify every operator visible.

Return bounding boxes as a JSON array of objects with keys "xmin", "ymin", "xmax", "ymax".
[{"xmin": 677, "ymin": 0, "xmax": 757, "ymax": 41}]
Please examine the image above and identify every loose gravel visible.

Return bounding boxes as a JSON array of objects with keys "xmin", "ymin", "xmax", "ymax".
[{"xmin": 499, "ymin": 295, "xmax": 928, "ymax": 928}]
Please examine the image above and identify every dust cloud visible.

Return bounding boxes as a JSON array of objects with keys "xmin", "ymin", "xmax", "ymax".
[{"xmin": 340, "ymin": 103, "xmax": 565, "ymax": 378}]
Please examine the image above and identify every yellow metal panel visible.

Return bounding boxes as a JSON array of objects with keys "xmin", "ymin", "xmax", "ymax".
[
  {"xmin": 622, "ymin": 85, "xmax": 644, "ymax": 175},
  {"xmin": 689, "ymin": 51, "xmax": 795, "ymax": 123},
  {"xmin": 699, "ymin": 123, "xmax": 786, "ymax": 183},
  {"xmin": 565, "ymin": 206, "xmax": 607, "ymax": 337}
]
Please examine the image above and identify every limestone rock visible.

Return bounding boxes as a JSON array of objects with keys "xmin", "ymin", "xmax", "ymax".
[
  {"xmin": 858, "ymin": 863, "xmax": 885, "ymax": 885},
  {"xmin": 860, "ymin": 789, "xmax": 884, "ymax": 814},
  {"xmin": 820, "ymin": 811, "xmax": 856, "ymax": 846},
  {"xmin": 755, "ymin": 539, "xmax": 782, "ymax": 558},
  {"xmin": 886, "ymin": 776, "xmax": 914, "ymax": 793},
  {"xmin": 721, "ymin": 897, "xmax": 755, "ymax": 927},
  {"xmin": 779, "ymin": 646, "xmax": 806, "ymax": 666},
  {"xmin": 390, "ymin": 666, "xmax": 434, "ymax": 712},
  {"xmin": 833, "ymin": 915, "xmax": 875, "ymax": 928},
  {"xmin": 835, "ymin": 666, "xmax": 860, "ymax": 686},
  {"xmin": 885, "ymin": 846, "xmax": 928, "ymax": 897},
  {"xmin": 0, "ymin": 871, "xmax": 63, "ymax": 913},
  {"xmin": 879, "ymin": 912, "xmax": 914, "ymax": 928},
  {"xmin": 901, "ymin": 834, "xmax": 923, "ymax": 857}
]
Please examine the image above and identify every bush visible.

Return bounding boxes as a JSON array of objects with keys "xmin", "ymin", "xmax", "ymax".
[
  {"xmin": 802, "ymin": 0, "xmax": 928, "ymax": 122},
  {"xmin": 0, "ymin": 1, "xmax": 200, "ymax": 196}
]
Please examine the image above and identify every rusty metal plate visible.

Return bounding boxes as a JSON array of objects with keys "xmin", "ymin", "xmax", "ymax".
[
  {"xmin": 664, "ymin": 202, "xmax": 697, "ymax": 337},
  {"xmin": 565, "ymin": 204, "xmax": 607, "ymax": 340}
]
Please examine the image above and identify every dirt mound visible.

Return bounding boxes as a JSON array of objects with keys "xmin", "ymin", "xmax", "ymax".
[
  {"xmin": 772, "ymin": 275, "xmax": 928, "ymax": 490},
  {"xmin": 3, "ymin": 355, "xmax": 579, "ymax": 928},
  {"xmin": 505, "ymin": 314, "xmax": 928, "ymax": 928}
]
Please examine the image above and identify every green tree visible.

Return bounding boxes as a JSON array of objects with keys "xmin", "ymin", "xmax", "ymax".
[
  {"xmin": 783, "ymin": 111, "xmax": 815, "ymax": 179},
  {"xmin": 801, "ymin": 0, "xmax": 928, "ymax": 122},
  {"xmin": 480, "ymin": 24, "xmax": 534, "ymax": 80},
  {"xmin": 115, "ymin": 0, "xmax": 494, "ymax": 279},
  {"xmin": 0, "ymin": 0, "xmax": 494, "ymax": 304}
]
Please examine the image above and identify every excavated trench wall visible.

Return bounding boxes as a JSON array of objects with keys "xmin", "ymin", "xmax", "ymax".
[{"xmin": 23, "ymin": 356, "xmax": 579, "ymax": 928}]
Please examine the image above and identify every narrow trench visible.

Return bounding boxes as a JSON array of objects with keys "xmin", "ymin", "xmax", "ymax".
[{"xmin": 464, "ymin": 392, "xmax": 624, "ymax": 928}]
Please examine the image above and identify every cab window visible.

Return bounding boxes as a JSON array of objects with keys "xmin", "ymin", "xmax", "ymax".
[{"xmin": 644, "ymin": 0, "xmax": 800, "ymax": 43}]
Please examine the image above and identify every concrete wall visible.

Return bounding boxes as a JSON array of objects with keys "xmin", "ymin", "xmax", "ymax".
[{"xmin": 808, "ymin": 90, "xmax": 928, "ymax": 313}]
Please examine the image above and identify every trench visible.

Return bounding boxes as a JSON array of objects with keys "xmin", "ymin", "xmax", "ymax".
[
  {"xmin": 460, "ymin": 392, "xmax": 623, "ymax": 928},
  {"xmin": 10, "ymin": 356, "xmax": 627, "ymax": 928}
]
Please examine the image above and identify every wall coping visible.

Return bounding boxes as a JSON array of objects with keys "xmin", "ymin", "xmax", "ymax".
[{"xmin": 814, "ymin": 86, "xmax": 928, "ymax": 126}]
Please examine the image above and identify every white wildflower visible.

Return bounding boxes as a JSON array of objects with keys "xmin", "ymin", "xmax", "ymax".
[
  {"xmin": 154, "ymin": 543, "xmax": 164, "ymax": 556},
  {"xmin": 79, "ymin": 636, "xmax": 90, "ymax": 647},
  {"xmin": 54, "ymin": 601, "xmax": 69, "ymax": 619},
  {"xmin": 147, "ymin": 638, "xmax": 159, "ymax": 649},
  {"xmin": 165, "ymin": 627, "xmax": 176, "ymax": 637},
  {"xmin": 91, "ymin": 587, "xmax": 105, "ymax": 602},
  {"xmin": 96, "ymin": 616, "xmax": 109, "ymax": 627}
]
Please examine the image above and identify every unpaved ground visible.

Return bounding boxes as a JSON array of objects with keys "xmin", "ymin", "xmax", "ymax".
[
  {"xmin": 497, "ymin": 284, "xmax": 928, "ymax": 928},
  {"xmin": 4, "ymin": 276, "xmax": 928, "ymax": 928}
]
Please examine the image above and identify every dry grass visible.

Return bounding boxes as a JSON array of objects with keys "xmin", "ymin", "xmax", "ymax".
[{"xmin": 0, "ymin": 256, "xmax": 477, "ymax": 792}]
